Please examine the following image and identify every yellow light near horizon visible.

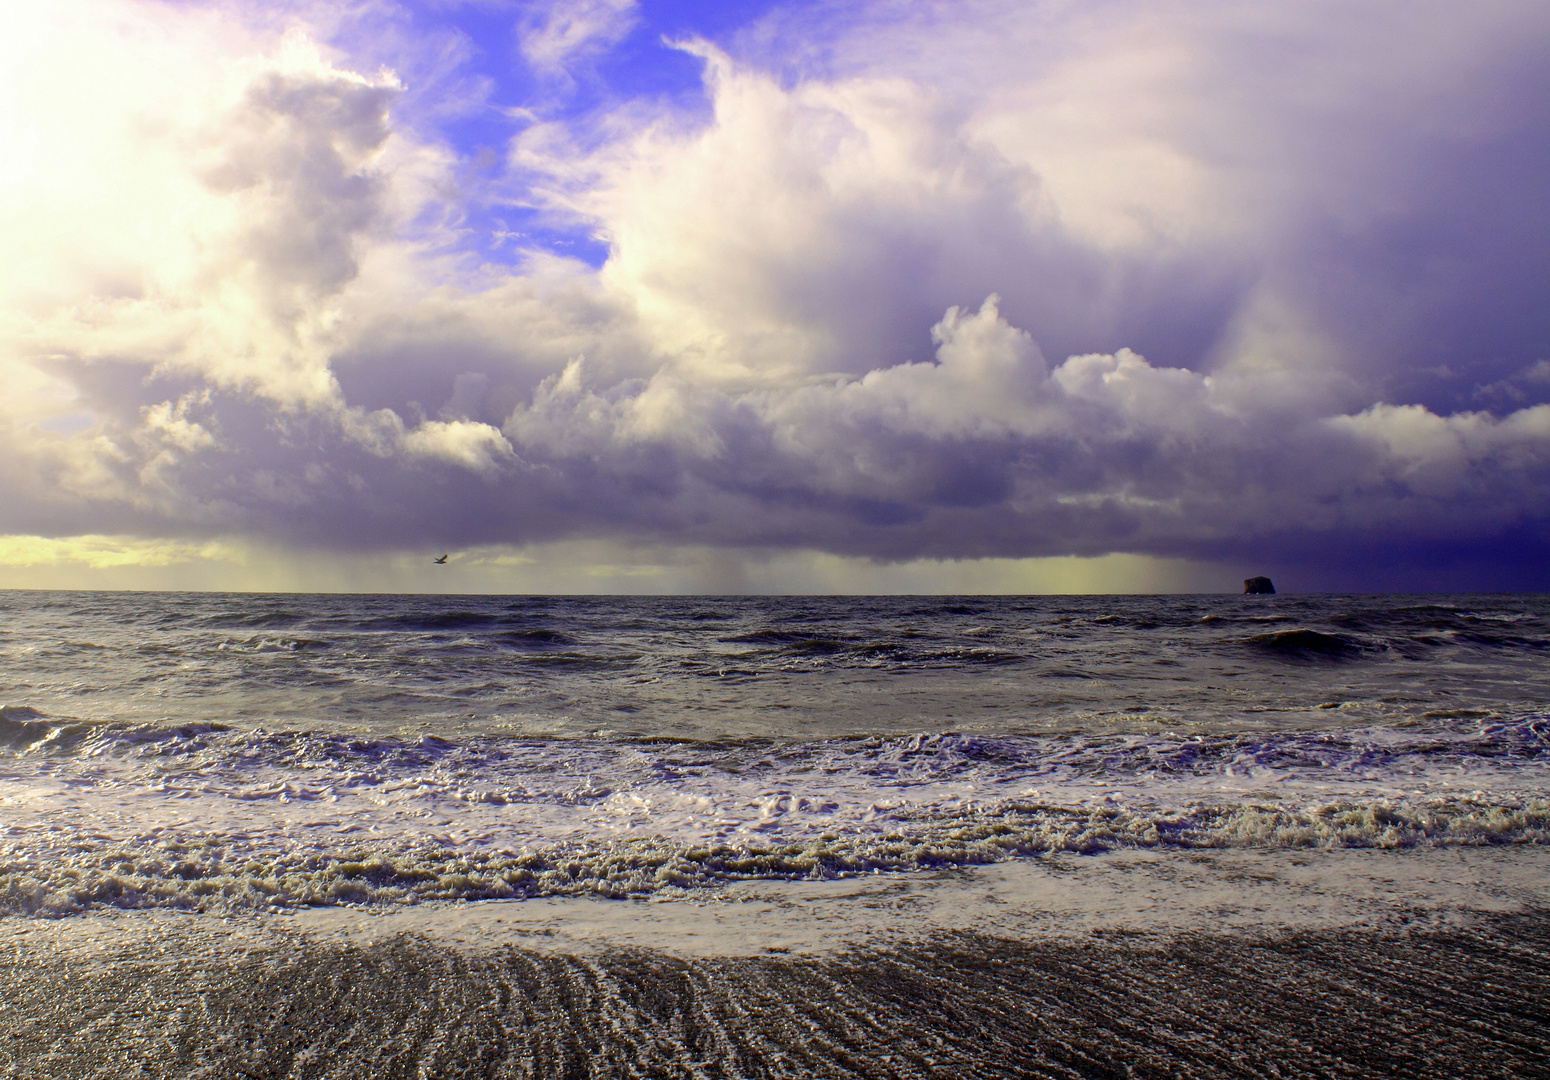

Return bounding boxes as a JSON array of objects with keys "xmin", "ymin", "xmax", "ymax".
[
  {"xmin": 0, "ymin": 534, "xmax": 248, "ymax": 569},
  {"xmin": 0, "ymin": 536, "xmax": 1230, "ymax": 594}
]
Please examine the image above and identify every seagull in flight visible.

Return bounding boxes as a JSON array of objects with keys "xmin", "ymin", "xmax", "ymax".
[{"xmin": 433, "ymin": 554, "xmax": 449, "ymax": 564}]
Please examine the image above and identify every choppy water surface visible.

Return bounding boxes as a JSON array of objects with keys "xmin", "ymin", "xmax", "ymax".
[{"xmin": 0, "ymin": 591, "xmax": 1546, "ymax": 914}]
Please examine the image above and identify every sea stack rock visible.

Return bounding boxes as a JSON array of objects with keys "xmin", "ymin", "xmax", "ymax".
[{"xmin": 1243, "ymin": 576, "xmax": 1276, "ymax": 595}]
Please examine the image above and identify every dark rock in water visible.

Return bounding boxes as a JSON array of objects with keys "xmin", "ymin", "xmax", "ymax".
[{"xmin": 1244, "ymin": 576, "xmax": 1276, "ymax": 595}]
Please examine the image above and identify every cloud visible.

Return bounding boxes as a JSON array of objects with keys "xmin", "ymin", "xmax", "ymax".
[
  {"xmin": 401, "ymin": 418, "xmax": 517, "ymax": 473},
  {"xmin": 0, "ymin": 0, "xmax": 1547, "ymax": 591},
  {"xmin": 518, "ymin": 0, "xmax": 639, "ymax": 77},
  {"xmin": 1, "ymin": 12, "xmax": 418, "ymax": 411},
  {"xmin": 502, "ymin": 296, "xmax": 1550, "ymax": 556}
]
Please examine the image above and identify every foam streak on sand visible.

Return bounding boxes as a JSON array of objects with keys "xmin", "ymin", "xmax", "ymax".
[{"xmin": 2, "ymin": 905, "xmax": 1547, "ymax": 1077}]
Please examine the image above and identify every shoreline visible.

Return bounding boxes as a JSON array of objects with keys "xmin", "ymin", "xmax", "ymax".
[
  {"xmin": 3, "ymin": 847, "xmax": 1547, "ymax": 1076},
  {"xmin": 295, "ymin": 843, "xmax": 1550, "ymax": 956},
  {"xmin": 11, "ymin": 843, "xmax": 1545, "ymax": 959}
]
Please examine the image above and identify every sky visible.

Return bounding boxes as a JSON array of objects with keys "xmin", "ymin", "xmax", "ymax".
[{"xmin": 1, "ymin": 0, "xmax": 1547, "ymax": 593}]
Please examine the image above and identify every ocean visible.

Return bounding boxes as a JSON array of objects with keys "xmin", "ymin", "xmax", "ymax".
[{"xmin": 1, "ymin": 591, "xmax": 1547, "ymax": 1076}]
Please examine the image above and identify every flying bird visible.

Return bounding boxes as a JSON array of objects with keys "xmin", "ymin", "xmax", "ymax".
[{"xmin": 433, "ymin": 554, "xmax": 449, "ymax": 564}]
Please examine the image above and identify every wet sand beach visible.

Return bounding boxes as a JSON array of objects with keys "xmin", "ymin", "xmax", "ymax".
[{"xmin": 4, "ymin": 847, "xmax": 1547, "ymax": 1078}]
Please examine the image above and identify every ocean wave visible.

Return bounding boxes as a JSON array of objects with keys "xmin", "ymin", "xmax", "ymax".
[
  {"xmin": 1, "ymin": 797, "xmax": 1545, "ymax": 916},
  {"xmin": 0, "ymin": 706, "xmax": 53, "ymax": 750},
  {"xmin": 1247, "ymin": 629, "xmax": 1369, "ymax": 658},
  {"xmin": 494, "ymin": 628, "xmax": 576, "ymax": 648},
  {"xmin": 3, "ymin": 708, "xmax": 1548, "ymax": 916},
  {"xmin": 4, "ymin": 594, "xmax": 1545, "ymax": 742},
  {"xmin": 3, "ymin": 716, "xmax": 1548, "ymax": 794}
]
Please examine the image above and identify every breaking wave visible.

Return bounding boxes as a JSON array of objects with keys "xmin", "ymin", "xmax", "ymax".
[
  {"xmin": 0, "ymin": 714, "xmax": 1546, "ymax": 915},
  {"xmin": 1, "ymin": 796, "xmax": 1546, "ymax": 916}
]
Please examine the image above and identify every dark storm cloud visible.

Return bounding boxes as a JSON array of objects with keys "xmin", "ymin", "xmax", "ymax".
[{"xmin": 3, "ymin": 0, "xmax": 1548, "ymax": 589}]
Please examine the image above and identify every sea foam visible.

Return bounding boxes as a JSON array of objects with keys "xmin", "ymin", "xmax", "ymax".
[{"xmin": 1, "ymin": 719, "xmax": 1546, "ymax": 914}]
